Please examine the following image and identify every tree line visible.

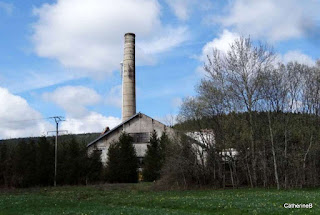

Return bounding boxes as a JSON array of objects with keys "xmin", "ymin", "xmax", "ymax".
[
  {"xmin": 0, "ymin": 131, "xmax": 170, "ymax": 187},
  {"xmin": 0, "ymin": 136, "xmax": 103, "ymax": 187}
]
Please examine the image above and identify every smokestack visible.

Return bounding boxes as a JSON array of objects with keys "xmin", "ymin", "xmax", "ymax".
[{"xmin": 122, "ymin": 33, "xmax": 136, "ymax": 121}]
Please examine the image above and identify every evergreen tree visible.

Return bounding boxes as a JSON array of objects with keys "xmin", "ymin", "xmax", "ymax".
[
  {"xmin": 65, "ymin": 137, "xmax": 82, "ymax": 184},
  {"xmin": 106, "ymin": 141, "xmax": 121, "ymax": 182},
  {"xmin": 143, "ymin": 130, "xmax": 163, "ymax": 181},
  {"xmin": 106, "ymin": 132, "xmax": 138, "ymax": 183},
  {"xmin": 57, "ymin": 136, "xmax": 88, "ymax": 185},
  {"xmin": 56, "ymin": 137, "xmax": 68, "ymax": 185},
  {"xmin": 0, "ymin": 143, "xmax": 8, "ymax": 186},
  {"xmin": 13, "ymin": 140, "xmax": 37, "ymax": 187},
  {"xmin": 36, "ymin": 136, "xmax": 54, "ymax": 186},
  {"xmin": 160, "ymin": 131, "xmax": 170, "ymax": 160},
  {"xmin": 86, "ymin": 148, "xmax": 103, "ymax": 183}
]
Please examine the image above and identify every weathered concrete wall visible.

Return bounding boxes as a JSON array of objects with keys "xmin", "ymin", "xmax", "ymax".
[
  {"xmin": 88, "ymin": 113, "xmax": 174, "ymax": 164},
  {"xmin": 122, "ymin": 33, "xmax": 136, "ymax": 121}
]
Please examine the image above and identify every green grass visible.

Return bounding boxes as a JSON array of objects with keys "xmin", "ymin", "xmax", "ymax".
[{"xmin": 0, "ymin": 184, "xmax": 319, "ymax": 214}]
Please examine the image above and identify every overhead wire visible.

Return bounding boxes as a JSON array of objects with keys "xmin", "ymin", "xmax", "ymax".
[
  {"xmin": 3, "ymin": 117, "xmax": 52, "ymax": 123},
  {"xmin": 3, "ymin": 116, "xmax": 120, "ymax": 123}
]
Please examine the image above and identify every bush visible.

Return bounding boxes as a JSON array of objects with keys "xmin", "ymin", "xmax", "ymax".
[{"xmin": 158, "ymin": 134, "xmax": 204, "ymax": 189}]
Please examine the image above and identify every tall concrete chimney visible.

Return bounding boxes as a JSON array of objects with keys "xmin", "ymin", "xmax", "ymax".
[{"xmin": 122, "ymin": 33, "xmax": 136, "ymax": 121}]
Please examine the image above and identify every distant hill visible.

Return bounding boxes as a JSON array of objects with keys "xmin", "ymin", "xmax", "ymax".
[{"xmin": 0, "ymin": 133, "xmax": 101, "ymax": 147}]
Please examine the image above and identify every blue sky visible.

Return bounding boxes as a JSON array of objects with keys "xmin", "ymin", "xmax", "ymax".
[{"xmin": 0, "ymin": 0, "xmax": 320, "ymax": 138}]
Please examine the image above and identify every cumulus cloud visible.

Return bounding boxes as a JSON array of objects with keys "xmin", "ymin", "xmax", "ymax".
[
  {"xmin": 281, "ymin": 50, "xmax": 315, "ymax": 67},
  {"xmin": 165, "ymin": 0, "xmax": 193, "ymax": 21},
  {"xmin": 32, "ymin": 0, "xmax": 189, "ymax": 75},
  {"xmin": 60, "ymin": 112, "xmax": 121, "ymax": 134},
  {"xmin": 43, "ymin": 86, "xmax": 101, "ymax": 117},
  {"xmin": 43, "ymin": 85, "xmax": 121, "ymax": 134},
  {"xmin": 0, "ymin": 87, "xmax": 50, "ymax": 139},
  {"xmin": 165, "ymin": 0, "xmax": 213, "ymax": 21},
  {"xmin": 199, "ymin": 29, "xmax": 239, "ymax": 62},
  {"xmin": 217, "ymin": 0, "xmax": 320, "ymax": 42}
]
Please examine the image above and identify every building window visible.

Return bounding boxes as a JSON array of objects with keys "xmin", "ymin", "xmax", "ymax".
[{"xmin": 129, "ymin": 132, "xmax": 150, "ymax": 143}]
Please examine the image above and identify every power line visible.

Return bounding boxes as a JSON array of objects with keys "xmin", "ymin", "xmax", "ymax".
[
  {"xmin": 3, "ymin": 117, "xmax": 51, "ymax": 123},
  {"xmin": 47, "ymin": 130, "xmax": 68, "ymax": 135},
  {"xmin": 3, "ymin": 115, "xmax": 121, "ymax": 124},
  {"xmin": 64, "ymin": 118, "xmax": 119, "ymax": 122}
]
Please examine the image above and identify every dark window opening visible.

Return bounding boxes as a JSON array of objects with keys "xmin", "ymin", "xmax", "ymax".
[
  {"xmin": 129, "ymin": 132, "xmax": 150, "ymax": 143},
  {"xmin": 137, "ymin": 157, "xmax": 144, "ymax": 167},
  {"xmin": 93, "ymin": 149, "xmax": 102, "ymax": 156}
]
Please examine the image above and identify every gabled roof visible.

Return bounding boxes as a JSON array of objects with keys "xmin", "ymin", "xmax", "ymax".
[
  {"xmin": 87, "ymin": 112, "xmax": 169, "ymax": 148},
  {"xmin": 87, "ymin": 112, "xmax": 141, "ymax": 148}
]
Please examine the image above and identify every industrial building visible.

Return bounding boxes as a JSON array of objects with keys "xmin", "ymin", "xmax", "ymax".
[{"xmin": 87, "ymin": 33, "xmax": 173, "ymax": 165}]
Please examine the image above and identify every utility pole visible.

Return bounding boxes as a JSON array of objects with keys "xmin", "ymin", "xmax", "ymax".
[{"xmin": 48, "ymin": 116, "xmax": 65, "ymax": 187}]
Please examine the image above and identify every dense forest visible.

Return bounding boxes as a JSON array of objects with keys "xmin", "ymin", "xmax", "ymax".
[
  {"xmin": 0, "ymin": 131, "xmax": 169, "ymax": 187},
  {"xmin": 0, "ymin": 133, "xmax": 102, "ymax": 187}
]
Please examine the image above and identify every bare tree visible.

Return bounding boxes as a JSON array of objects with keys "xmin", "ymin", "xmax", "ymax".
[{"xmin": 261, "ymin": 66, "xmax": 288, "ymax": 189}]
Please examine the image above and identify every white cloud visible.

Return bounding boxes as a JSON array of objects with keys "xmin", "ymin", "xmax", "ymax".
[
  {"xmin": 105, "ymin": 85, "xmax": 122, "ymax": 108},
  {"xmin": 61, "ymin": 112, "xmax": 121, "ymax": 134},
  {"xmin": 199, "ymin": 29, "xmax": 239, "ymax": 62},
  {"xmin": 281, "ymin": 50, "xmax": 315, "ymax": 67},
  {"xmin": 43, "ymin": 85, "xmax": 121, "ymax": 134},
  {"xmin": 0, "ymin": 87, "xmax": 51, "ymax": 139},
  {"xmin": 32, "ymin": 0, "xmax": 189, "ymax": 75},
  {"xmin": 0, "ymin": 85, "xmax": 122, "ymax": 138},
  {"xmin": 218, "ymin": 0, "xmax": 320, "ymax": 41},
  {"xmin": 3, "ymin": 69, "xmax": 85, "ymax": 93},
  {"xmin": 165, "ymin": 0, "xmax": 193, "ymax": 21},
  {"xmin": 0, "ymin": 2, "xmax": 13, "ymax": 15},
  {"xmin": 165, "ymin": 0, "xmax": 213, "ymax": 21},
  {"xmin": 43, "ymin": 86, "xmax": 101, "ymax": 117},
  {"xmin": 139, "ymin": 26, "xmax": 189, "ymax": 54}
]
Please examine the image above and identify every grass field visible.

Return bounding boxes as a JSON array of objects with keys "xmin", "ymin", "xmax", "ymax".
[{"xmin": 0, "ymin": 184, "xmax": 319, "ymax": 215}]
